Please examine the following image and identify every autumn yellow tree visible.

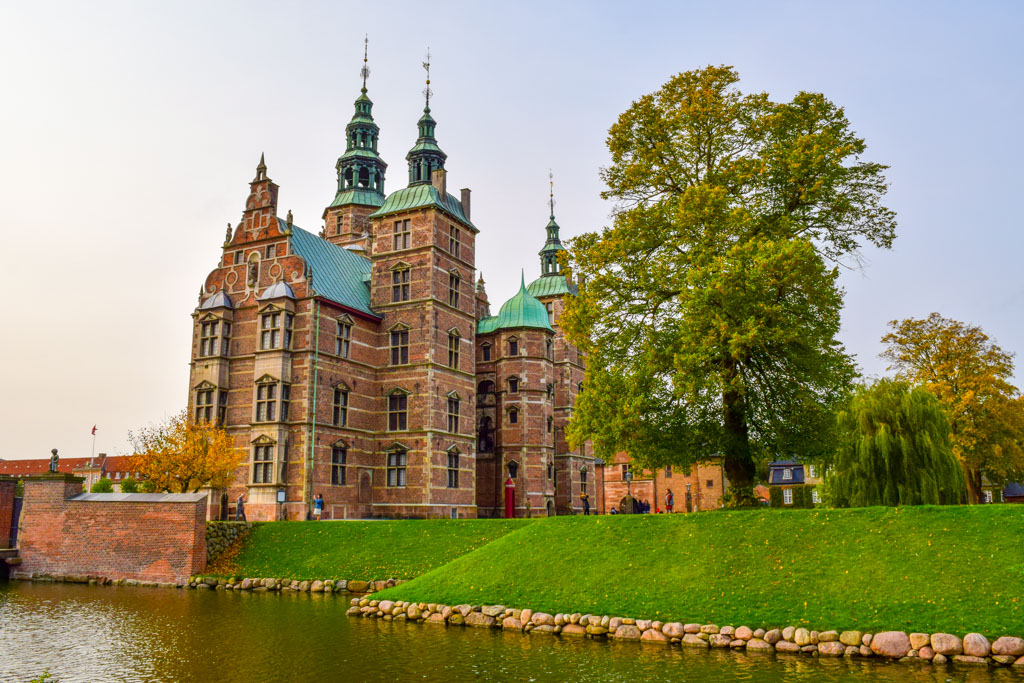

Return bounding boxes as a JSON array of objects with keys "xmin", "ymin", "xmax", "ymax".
[
  {"xmin": 127, "ymin": 410, "xmax": 244, "ymax": 493},
  {"xmin": 881, "ymin": 313, "xmax": 1024, "ymax": 502}
]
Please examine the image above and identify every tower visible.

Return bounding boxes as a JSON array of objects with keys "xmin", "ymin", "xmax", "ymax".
[
  {"xmin": 324, "ymin": 37, "xmax": 388, "ymax": 250},
  {"xmin": 363, "ymin": 50, "xmax": 478, "ymax": 517}
]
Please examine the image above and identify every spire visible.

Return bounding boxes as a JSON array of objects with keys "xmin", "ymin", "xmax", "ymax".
[
  {"xmin": 539, "ymin": 171, "xmax": 565, "ymax": 277},
  {"xmin": 253, "ymin": 153, "xmax": 268, "ymax": 182},
  {"xmin": 407, "ymin": 48, "xmax": 447, "ymax": 186},
  {"xmin": 329, "ymin": 37, "xmax": 387, "ymax": 208}
]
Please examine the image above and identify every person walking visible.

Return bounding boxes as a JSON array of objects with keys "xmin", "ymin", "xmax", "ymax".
[
  {"xmin": 313, "ymin": 493, "xmax": 324, "ymax": 520},
  {"xmin": 665, "ymin": 489, "xmax": 674, "ymax": 514},
  {"xmin": 581, "ymin": 491, "xmax": 590, "ymax": 516},
  {"xmin": 235, "ymin": 493, "xmax": 246, "ymax": 522}
]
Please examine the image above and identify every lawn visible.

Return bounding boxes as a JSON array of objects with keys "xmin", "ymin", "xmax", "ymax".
[
  {"xmin": 375, "ymin": 506, "xmax": 1024, "ymax": 636},
  {"xmin": 209, "ymin": 519, "xmax": 533, "ymax": 581}
]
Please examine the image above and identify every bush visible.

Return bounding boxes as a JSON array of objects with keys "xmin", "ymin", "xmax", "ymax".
[
  {"xmin": 769, "ymin": 486, "xmax": 784, "ymax": 508},
  {"xmin": 791, "ymin": 485, "xmax": 806, "ymax": 508},
  {"xmin": 120, "ymin": 476, "xmax": 139, "ymax": 493},
  {"xmin": 90, "ymin": 477, "xmax": 114, "ymax": 493},
  {"xmin": 804, "ymin": 485, "xmax": 817, "ymax": 508}
]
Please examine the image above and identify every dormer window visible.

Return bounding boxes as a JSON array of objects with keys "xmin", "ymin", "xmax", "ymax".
[{"xmin": 782, "ymin": 468, "xmax": 793, "ymax": 481}]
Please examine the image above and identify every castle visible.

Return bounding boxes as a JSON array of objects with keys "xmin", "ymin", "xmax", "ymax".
[{"xmin": 186, "ymin": 53, "xmax": 602, "ymax": 521}]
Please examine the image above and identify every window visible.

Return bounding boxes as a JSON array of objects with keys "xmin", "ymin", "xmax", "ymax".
[
  {"xmin": 547, "ymin": 416, "xmax": 553, "ymax": 433},
  {"xmin": 547, "ymin": 463, "xmax": 553, "ymax": 480},
  {"xmin": 265, "ymin": 245, "xmax": 274, "ymax": 259},
  {"xmin": 390, "ymin": 329, "xmax": 409, "ymax": 365},
  {"xmin": 449, "ymin": 225, "xmax": 461, "ymax": 258},
  {"xmin": 481, "ymin": 344, "xmax": 491, "ymax": 361},
  {"xmin": 507, "ymin": 460, "xmax": 519, "ymax": 479},
  {"xmin": 546, "ymin": 302, "xmax": 554, "ymax": 324},
  {"xmin": 447, "ymin": 396, "xmax": 459, "ymax": 433},
  {"xmin": 387, "ymin": 449, "xmax": 407, "ymax": 487},
  {"xmin": 331, "ymin": 446, "xmax": 347, "ymax": 485},
  {"xmin": 665, "ymin": 466, "xmax": 673, "ymax": 478},
  {"xmin": 333, "ymin": 388, "xmax": 348, "ymax": 427},
  {"xmin": 447, "ymin": 451, "xmax": 459, "ymax": 488},
  {"xmin": 508, "ymin": 377, "xmax": 519, "ymax": 394},
  {"xmin": 508, "ymin": 408, "xmax": 518, "ymax": 424},
  {"xmin": 393, "ymin": 220, "xmax": 410, "ymax": 250},
  {"xmin": 449, "ymin": 271, "xmax": 460, "ymax": 307},
  {"xmin": 218, "ymin": 390, "xmax": 228, "ymax": 425},
  {"xmin": 336, "ymin": 319, "xmax": 352, "ymax": 358},
  {"xmin": 546, "ymin": 338, "xmax": 553, "ymax": 359},
  {"xmin": 335, "ymin": 215, "xmax": 343, "ymax": 235},
  {"xmin": 811, "ymin": 488, "xmax": 821, "ymax": 504},
  {"xmin": 253, "ymin": 444, "xmax": 273, "ymax": 484},
  {"xmin": 448, "ymin": 332, "xmax": 460, "ymax": 369},
  {"xmin": 808, "ymin": 465, "xmax": 818, "ymax": 478},
  {"xmin": 546, "ymin": 383, "xmax": 553, "ymax": 400},
  {"xmin": 782, "ymin": 468, "xmax": 793, "ymax": 481},
  {"xmin": 706, "ymin": 479, "xmax": 713, "ymax": 488},
  {"xmin": 260, "ymin": 312, "xmax": 291, "ymax": 350},
  {"xmin": 195, "ymin": 388, "xmax": 214, "ymax": 422},
  {"xmin": 255, "ymin": 383, "xmax": 277, "ymax": 422},
  {"xmin": 234, "ymin": 251, "xmax": 243, "ymax": 265},
  {"xmin": 392, "ymin": 268, "xmax": 410, "ymax": 302},
  {"xmin": 580, "ymin": 467, "xmax": 588, "ymax": 493},
  {"xmin": 984, "ymin": 490, "xmax": 993, "ymax": 503},
  {"xmin": 388, "ymin": 393, "xmax": 408, "ymax": 431},
  {"xmin": 280, "ymin": 385, "xmax": 290, "ymax": 420},
  {"xmin": 621, "ymin": 464, "xmax": 632, "ymax": 479},
  {"xmin": 199, "ymin": 321, "xmax": 220, "ymax": 356},
  {"xmin": 509, "ymin": 339, "xmax": 519, "ymax": 356},
  {"xmin": 783, "ymin": 488, "xmax": 793, "ymax": 505}
]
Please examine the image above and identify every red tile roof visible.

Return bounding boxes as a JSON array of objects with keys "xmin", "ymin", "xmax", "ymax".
[{"xmin": 0, "ymin": 457, "xmax": 93, "ymax": 476}]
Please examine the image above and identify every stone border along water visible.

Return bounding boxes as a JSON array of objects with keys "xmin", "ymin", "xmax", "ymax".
[
  {"xmin": 346, "ymin": 598, "xmax": 1024, "ymax": 671},
  {"xmin": 9, "ymin": 572, "xmax": 1024, "ymax": 671}
]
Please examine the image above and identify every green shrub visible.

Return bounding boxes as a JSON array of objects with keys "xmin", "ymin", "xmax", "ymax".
[
  {"xmin": 90, "ymin": 477, "xmax": 114, "ymax": 493},
  {"xmin": 791, "ymin": 485, "xmax": 806, "ymax": 508},
  {"xmin": 804, "ymin": 485, "xmax": 817, "ymax": 508},
  {"xmin": 769, "ymin": 486, "xmax": 783, "ymax": 507},
  {"xmin": 120, "ymin": 476, "xmax": 139, "ymax": 493}
]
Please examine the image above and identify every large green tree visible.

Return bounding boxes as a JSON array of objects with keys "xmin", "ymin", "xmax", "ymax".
[
  {"xmin": 561, "ymin": 66, "xmax": 896, "ymax": 500},
  {"xmin": 881, "ymin": 313, "xmax": 1024, "ymax": 502},
  {"xmin": 825, "ymin": 379, "xmax": 966, "ymax": 507}
]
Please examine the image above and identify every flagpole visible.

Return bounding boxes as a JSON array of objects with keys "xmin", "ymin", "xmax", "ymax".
[{"xmin": 91, "ymin": 428, "xmax": 96, "ymax": 461}]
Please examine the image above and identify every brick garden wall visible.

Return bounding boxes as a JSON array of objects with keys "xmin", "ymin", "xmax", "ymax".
[{"xmin": 16, "ymin": 474, "xmax": 207, "ymax": 584}]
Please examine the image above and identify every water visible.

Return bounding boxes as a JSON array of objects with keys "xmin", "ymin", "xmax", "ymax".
[{"xmin": 0, "ymin": 582, "xmax": 1016, "ymax": 682}]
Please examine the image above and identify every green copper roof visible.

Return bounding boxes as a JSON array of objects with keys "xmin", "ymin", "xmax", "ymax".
[
  {"xmin": 328, "ymin": 187, "xmax": 385, "ymax": 208},
  {"xmin": 285, "ymin": 220, "xmax": 378, "ymax": 318},
  {"xmin": 527, "ymin": 274, "xmax": 577, "ymax": 298},
  {"xmin": 369, "ymin": 184, "xmax": 477, "ymax": 231},
  {"xmin": 478, "ymin": 273, "xmax": 554, "ymax": 334}
]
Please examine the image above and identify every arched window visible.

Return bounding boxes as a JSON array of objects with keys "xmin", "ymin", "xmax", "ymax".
[{"xmin": 478, "ymin": 380, "xmax": 495, "ymax": 394}]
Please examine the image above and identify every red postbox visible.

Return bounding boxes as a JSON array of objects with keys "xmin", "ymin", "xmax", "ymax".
[{"xmin": 504, "ymin": 476, "xmax": 516, "ymax": 518}]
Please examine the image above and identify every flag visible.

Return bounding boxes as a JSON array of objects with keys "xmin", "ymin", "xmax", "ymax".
[{"xmin": 91, "ymin": 426, "xmax": 97, "ymax": 435}]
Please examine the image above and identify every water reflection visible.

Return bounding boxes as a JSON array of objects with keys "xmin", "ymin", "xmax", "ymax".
[{"xmin": 0, "ymin": 583, "xmax": 1016, "ymax": 682}]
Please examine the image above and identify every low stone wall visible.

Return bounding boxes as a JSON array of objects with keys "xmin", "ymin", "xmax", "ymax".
[
  {"xmin": 185, "ymin": 576, "xmax": 405, "ymax": 593},
  {"xmin": 205, "ymin": 522, "xmax": 253, "ymax": 564},
  {"xmin": 347, "ymin": 600, "xmax": 1024, "ymax": 670}
]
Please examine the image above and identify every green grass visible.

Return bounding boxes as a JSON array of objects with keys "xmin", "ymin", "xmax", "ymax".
[
  {"xmin": 211, "ymin": 519, "xmax": 533, "ymax": 581},
  {"xmin": 376, "ymin": 506, "xmax": 1024, "ymax": 636}
]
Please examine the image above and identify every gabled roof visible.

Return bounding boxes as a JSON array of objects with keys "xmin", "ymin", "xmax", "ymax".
[
  {"xmin": 0, "ymin": 457, "xmax": 93, "ymax": 476},
  {"xmin": 368, "ymin": 184, "xmax": 476, "ymax": 232},
  {"xmin": 768, "ymin": 463, "xmax": 805, "ymax": 485},
  {"xmin": 285, "ymin": 221, "xmax": 378, "ymax": 318}
]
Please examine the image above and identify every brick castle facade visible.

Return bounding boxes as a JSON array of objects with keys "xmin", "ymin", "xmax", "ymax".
[{"xmin": 186, "ymin": 62, "xmax": 600, "ymax": 520}]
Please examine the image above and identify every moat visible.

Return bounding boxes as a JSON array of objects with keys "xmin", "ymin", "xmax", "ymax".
[{"xmin": 0, "ymin": 582, "xmax": 1017, "ymax": 682}]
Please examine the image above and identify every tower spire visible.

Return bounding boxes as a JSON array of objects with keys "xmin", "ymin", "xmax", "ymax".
[
  {"xmin": 360, "ymin": 34, "xmax": 370, "ymax": 93},
  {"xmin": 539, "ymin": 170, "xmax": 565, "ymax": 277},
  {"xmin": 406, "ymin": 48, "xmax": 446, "ymax": 186},
  {"xmin": 549, "ymin": 169, "xmax": 555, "ymax": 219},
  {"xmin": 422, "ymin": 48, "xmax": 432, "ymax": 111}
]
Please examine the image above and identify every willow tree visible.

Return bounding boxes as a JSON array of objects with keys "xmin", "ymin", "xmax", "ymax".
[
  {"xmin": 561, "ymin": 66, "xmax": 896, "ymax": 501},
  {"xmin": 881, "ymin": 313, "xmax": 1024, "ymax": 502},
  {"xmin": 827, "ymin": 380, "xmax": 966, "ymax": 507}
]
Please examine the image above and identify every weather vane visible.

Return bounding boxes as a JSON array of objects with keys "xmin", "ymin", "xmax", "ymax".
[
  {"xmin": 422, "ymin": 48, "xmax": 432, "ymax": 108},
  {"xmin": 549, "ymin": 169, "xmax": 556, "ymax": 218},
  {"xmin": 360, "ymin": 35, "xmax": 370, "ymax": 91}
]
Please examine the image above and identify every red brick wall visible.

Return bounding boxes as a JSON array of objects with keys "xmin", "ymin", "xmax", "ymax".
[
  {"xmin": 17, "ymin": 475, "xmax": 206, "ymax": 584},
  {"xmin": 0, "ymin": 477, "xmax": 14, "ymax": 548}
]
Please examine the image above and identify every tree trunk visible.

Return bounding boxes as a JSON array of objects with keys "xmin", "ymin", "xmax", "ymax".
[
  {"xmin": 722, "ymin": 361, "xmax": 756, "ymax": 504},
  {"xmin": 964, "ymin": 466, "xmax": 982, "ymax": 505}
]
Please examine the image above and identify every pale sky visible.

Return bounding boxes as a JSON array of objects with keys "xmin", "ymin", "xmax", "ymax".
[{"xmin": 2, "ymin": 1, "xmax": 1022, "ymax": 460}]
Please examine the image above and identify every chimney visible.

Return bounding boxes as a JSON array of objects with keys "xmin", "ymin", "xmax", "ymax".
[
  {"xmin": 431, "ymin": 168, "xmax": 447, "ymax": 197},
  {"xmin": 460, "ymin": 188, "xmax": 471, "ymax": 221}
]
